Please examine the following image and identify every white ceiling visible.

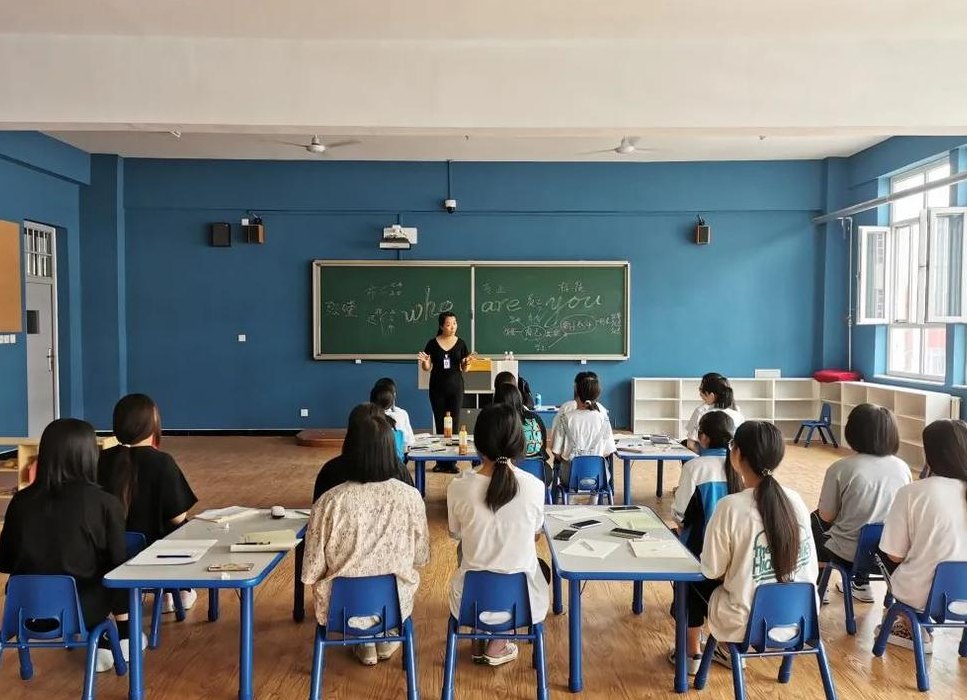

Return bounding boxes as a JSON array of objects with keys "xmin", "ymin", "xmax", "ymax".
[{"xmin": 4, "ymin": 2, "xmax": 967, "ymax": 161}]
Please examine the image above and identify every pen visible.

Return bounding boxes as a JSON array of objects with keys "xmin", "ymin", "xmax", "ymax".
[
  {"xmin": 235, "ymin": 541, "xmax": 270, "ymax": 546},
  {"xmin": 581, "ymin": 540, "xmax": 594, "ymax": 551},
  {"xmin": 156, "ymin": 554, "xmax": 193, "ymax": 559}
]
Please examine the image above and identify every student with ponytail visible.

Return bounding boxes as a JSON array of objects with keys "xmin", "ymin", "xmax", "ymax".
[
  {"xmin": 697, "ymin": 421, "xmax": 817, "ymax": 669},
  {"xmin": 98, "ymin": 394, "xmax": 198, "ymax": 613},
  {"xmin": 684, "ymin": 373, "xmax": 744, "ymax": 451},
  {"xmin": 447, "ymin": 403, "xmax": 549, "ymax": 666},
  {"xmin": 877, "ymin": 419, "xmax": 967, "ymax": 652},
  {"xmin": 552, "ymin": 373, "xmax": 616, "ymax": 491}
]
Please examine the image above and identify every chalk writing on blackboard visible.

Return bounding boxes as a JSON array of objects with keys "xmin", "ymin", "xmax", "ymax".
[{"xmin": 327, "ymin": 283, "xmax": 455, "ymax": 336}]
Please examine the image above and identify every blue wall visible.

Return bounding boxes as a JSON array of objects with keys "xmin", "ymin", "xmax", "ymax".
[{"xmin": 113, "ymin": 158, "xmax": 826, "ymax": 430}]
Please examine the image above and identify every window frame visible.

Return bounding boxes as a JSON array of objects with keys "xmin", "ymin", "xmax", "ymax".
[
  {"xmin": 925, "ymin": 206, "xmax": 967, "ymax": 323},
  {"xmin": 886, "ymin": 323, "xmax": 947, "ymax": 382}
]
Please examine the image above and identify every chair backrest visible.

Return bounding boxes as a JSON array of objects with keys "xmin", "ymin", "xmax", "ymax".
[
  {"xmin": 819, "ymin": 403, "xmax": 832, "ymax": 424},
  {"xmin": 125, "ymin": 531, "xmax": 148, "ymax": 559},
  {"xmin": 1, "ymin": 575, "xmax": 87, "ymax": 643},
  {"xmin": 852, "ymin": 522, "xmax": 885, "ymax": 577},
  {"xmin": 456, "ymin": 571, "xmax": 533, "ymax": 633},
  {"xmin": 326, "ymin": 574, "xmax": 403, "ymax": 636},
  {"xmin": 923, "ymin": 561, "xmax": 967, "ymax": 623},
  {"xmin": 567, "ymin": 455, "xmax": 608, "ymax": 492},
  {"xmin": 741, "ymin": 582, "xmax": 820, "ymax": 653},
  {"xmin": 516, "ymin": 457, "xmax": 545, "ymax": 483},
  {"xmin": 392, "ymin": 429, "xmax": 406, "ymax": 461}
]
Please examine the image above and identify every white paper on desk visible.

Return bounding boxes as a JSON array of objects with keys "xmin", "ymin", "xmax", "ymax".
[
  {"xmin": 561, "ymin": 539, "xmax": 620, "ymax": 559},
  {"xmin": 628, "ymin": 539, "xmax": 690, "ymax": 559},
  {"xmin": 194, "ymin": 506, "xmax": 258, "ymax": 523},
  {"xmin": 126, "ymin": 539, "xmax": 218, "ymax": 566},
  {"xmin": 546, "ymin": 507, "xmax": 600, "ymax": 522},
  {"xmin": 608, "ymin": 511, "xmax": 666, "ymax": 530}
]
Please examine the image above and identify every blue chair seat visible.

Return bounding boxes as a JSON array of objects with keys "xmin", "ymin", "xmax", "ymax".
[
  {"xmin": 817, "ymin": 522, "xmax": 892, "ymax": 635},
  {"xmin": 694, "ymin": 581, "xmax": 837, "ymax": 700},
  {"xmin": 873, "ymin": 560, "xmax": 967, "ymax": 692},
  {"xmin": 0, "ymin": 575, "xmax": 127, "ymax": 700}
]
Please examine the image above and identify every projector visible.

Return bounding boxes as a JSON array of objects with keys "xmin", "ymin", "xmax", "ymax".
[{"xmin": 380, "ymin": 225, "xmax": 418, "ymax": 250}]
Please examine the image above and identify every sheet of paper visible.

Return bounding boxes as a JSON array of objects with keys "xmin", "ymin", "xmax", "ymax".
[
  {"xmin": 560, "ymin": 538, "xmax": 621, "ymax": 559},
  {"xmin": 126, "ymin": 539, "xmax": 218, "ymax": 566},
  {"xmin": 546, "ymin": 507, "xmax": 601, "ymax": 522},
  {"xmin": 608, "ymin": 511, "xmax": 666, "ymax": 530},
  {"xmin": 628, "ymin": 538, "xmax": 690, "ymax": 559},
  {"xmin": 194, "ymin": 506, "xmax": 258, "ymax": 523}
]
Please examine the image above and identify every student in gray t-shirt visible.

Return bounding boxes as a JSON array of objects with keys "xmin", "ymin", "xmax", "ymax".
[{"xmin": 813, "ymin": 403, "xmax": 912, "ymax": 600}]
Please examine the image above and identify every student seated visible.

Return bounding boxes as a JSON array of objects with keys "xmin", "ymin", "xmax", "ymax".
[
  {"xmin": 684, "ymin": 373, "xmax": 744, "ymax": 452},
  {"xmin": 688, "ymin": 421, "xmax": 817, "ymax": 672},
  {"xmin": 302, "ymin": 409, "xmax": 429, "ymax": 666},
  {"xmin": 493, "ymin": 370, "xmax": 516, "ymax": 390},
  {"xmin": 551, "ymin": 374, "xmax": 616, "ymax": 491},
  {"xmin": 98, "ymin": 394, "xmax": 199, "ymax": 613},
  {"xmin": 0, "ymin": 418, "xmax": 133, "ymax": 672},
  {"xmin": 877, "ymin": 419, "xmax": 967, "ymax": 652},
  {"xmin": 492, "ymin": 383, "xmax": 549, "ymax": 465},
  {"xmin": 369, "ymin": 384, "xmax": 409, "ymax": 460},
  {"xmin": 370, "ymin": 377, "xmax": 414, "ymax": 451},
  {"xmin": 813, "ymin": 404, "xmax": 910, "ymax": 603},
  {"xmin": 313, "ymin": 403, "xmax": 413, "ymax": 502},
  {"xmin": 551, "ymin": 371, "xmax": 609, "ymax": 434},
  {"xmin": 669, "ymin": 410, "xmax": 742, "ymax": 669},
  {"xmin": 447, "ymin": 403, "xmax": 549, "ymax": 666}
]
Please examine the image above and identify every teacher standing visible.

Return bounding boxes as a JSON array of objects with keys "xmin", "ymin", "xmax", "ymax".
[{"xmin": 418, "ymin": 312, "xmax": 476, "ymax": 473}]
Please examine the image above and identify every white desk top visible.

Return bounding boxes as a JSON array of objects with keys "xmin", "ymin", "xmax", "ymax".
[
  {"xmin": 408, "ymin": 438, "xmax": 479, "ymax": 461},
  {"xmin": 614, "ymin": 438, "xmax": 696, "ymax": 460},
  {"xmin": 544, "ymin": 505, "xmax": 702, "ymax": 581},
  {"xmin": 104, "ymin": 510, "xmax": 308, "ymax": 588}
]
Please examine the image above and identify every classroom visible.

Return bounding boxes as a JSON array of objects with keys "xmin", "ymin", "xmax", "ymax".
[{"xmin": 1, "ymin": 3, "xmax": 966, "ymax": 699}]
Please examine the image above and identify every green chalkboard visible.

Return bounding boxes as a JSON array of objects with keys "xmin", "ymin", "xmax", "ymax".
[
  {"xmin": 313, "ymin": 262, "xmax": 472, "ymax": 358},
  {"xmin": 473, "ymin": 264, "xmax": 629, "ymax": 358}
]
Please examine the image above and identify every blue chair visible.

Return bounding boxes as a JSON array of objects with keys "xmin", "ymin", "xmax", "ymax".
[
  {"xmin": 309, "ymin": 574, "xmax": 418, "ymax": 700},
  {"xmin": 442, "ymin": 571, "xmax": 547, "ymax": 700},
  {"xmin": 873, "ymin": 561, "xmax": 967, "ymax": 692},
  {"xmin": 124, "ymin": 532, "xmax": 188, "ymax": 649},
  {"xmin": 794, "ymin": 403, "xmax": 838, "ymax": 448},
  {"xmin": 0, "ymin": 575, "xmax": 127, "ymax": 700},
  {"xmin": 517, "ymin": 457, "xmax": 552, "ymax": 505},
  {"xmin": 694, "ymin": 582, "xmax": 836, "ymax": 700},
  {"xmin": 561, "ymin": 455, "xmax": 614, "ymax": 505},
  {"xmin": 816, "ymin": 523, "xmax": 893, "ymax": 635}
]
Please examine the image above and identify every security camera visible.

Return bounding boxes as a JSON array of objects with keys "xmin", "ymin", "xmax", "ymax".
[{"xmin": 444, "ymin": 198, "xmax": 458, "ymax": 214}]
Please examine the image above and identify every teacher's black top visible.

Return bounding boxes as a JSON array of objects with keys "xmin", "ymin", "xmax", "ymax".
[{"xmin": 423, "ymin": 337, "xmax": 470, "ymax": 390}]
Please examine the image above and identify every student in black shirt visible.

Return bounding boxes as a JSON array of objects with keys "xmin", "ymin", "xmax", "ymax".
[
  {"xmin": 98, "ymin": 394, "xmax": 198, "ymax": 613},
  {"xmin": 0, "ymin": 418, "xmax": 130, "ymax": 672}
]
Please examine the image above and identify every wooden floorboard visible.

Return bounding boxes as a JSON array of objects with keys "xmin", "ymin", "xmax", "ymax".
[{"xmin": 1, "ymin": 437, "xmax": 964, "ymax": 699}]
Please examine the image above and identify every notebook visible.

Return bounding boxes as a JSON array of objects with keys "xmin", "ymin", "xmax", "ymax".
[
  {"xmin": 229, "ymin": 529, "xmax": 298, "ymax": 553},
  {"xmin": 628, "ymin": 538, "xmax": 690, "ymax": 559},
  {"xmin": 560, "ymin": 538, "xmax": 621, "ymax": 559}
]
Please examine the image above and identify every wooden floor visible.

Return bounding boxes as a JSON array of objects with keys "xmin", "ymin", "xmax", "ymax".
[{"xmin": 1, "ymin": 437, "xmax": 964, "ymax": 699}]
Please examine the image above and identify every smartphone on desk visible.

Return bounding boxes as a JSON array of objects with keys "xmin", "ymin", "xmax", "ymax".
[
  {"xmin": 571, "ymin": 519, "xmax": 602, "ymax": 530},
  {"xmin": 553, "ymin": 529, "xmax": 577, "ymax": 541},
  {"xmin": 207, "ymin": 563, "xmax": 255, "ymax": 572},
  {"xmin": 608, "ymin": 505, "xmax": 641, "ymax": 512},
  {"xmin": 609, "ymin": 527, "xmax": 647, "ymax": 539}
]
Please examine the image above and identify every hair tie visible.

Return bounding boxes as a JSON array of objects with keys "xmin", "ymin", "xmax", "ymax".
[
  {"xmin": 495, "ymin": 456, "xmax": 510, "ymax": 466},
  {"xmin": 119, "ymin": 443, "xmax": 133, "ymax": 448},
  {"xmin": 761, "ymin": 468, "xmax": 773, "ymax": 477}
]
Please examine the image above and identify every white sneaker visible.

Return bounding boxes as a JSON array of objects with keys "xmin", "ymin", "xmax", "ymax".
[
  {"xmin": 94, "ymin": 648, "xmax": 116, "ymax": 673},
  {"xmin": 836, "ymin": 580, "xmax": 874, "ymax": 603},
  {"xmin": 666, "ymin": 648, "xmax": 702, "ymax": 676},
  {"xmin": 354, "ymin": 643, "xmax": 378, "ymax": 666},
  {"xmin": 120, "ymin": 633, "xmax": 148, "ymax": 662},
  {"xmin": 875, "ymin": 623, "xmax": 934, "ymax": 654},
  {"xmin": 376, "ymin": 641, "xmax": 401, "ymax": 660},
  {"xmin": 711, "ymin": 644, "xmax": 746, "ymax": 670},
  {"xmin": 161, "ymin": 589, "xmax": 198, "ymax": 614}
]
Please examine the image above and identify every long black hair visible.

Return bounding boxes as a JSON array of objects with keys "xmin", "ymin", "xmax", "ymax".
[
  {"xmin": 342, "ymin": 403, "xmax": 409, "ymax": 484},
  {"xmin": 700, "ymin": 372, "xmax": 736, "ymax": 410},
  {"xmin": 34, "ymin": 418, "xmax": 99, "ymax": 491},
  {"xmin": 922, "ymin": 419, "xmax": 967, "ymax": 509},
  {"xmin": 106, "ymin": 393, "xmax": 162, "ymax": 513},
  {"xmin": 732, "ymin": 421, "xmax": 801, "ymax": 582},
  {"xmin": 493, "ymin": 382, "xmax": 526, "ymax": 418},
  {"xmin": 575, "ymin": 374, "xmax": 602, "ymax": 412},
  {"xmin": 698, "ymin": 410, "xmax": 743, "ymax": 495},
  {"xmin": 474, "ymin": 403, "xmax": 525, "ymax": 512}
]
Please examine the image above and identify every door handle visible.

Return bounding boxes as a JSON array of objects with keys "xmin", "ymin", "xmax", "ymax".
[{"xmin": 46, "ymin": 347, "xmax": 54, "ymax": 373}]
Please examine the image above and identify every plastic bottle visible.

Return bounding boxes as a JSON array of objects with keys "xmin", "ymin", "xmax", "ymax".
[
  {"xmin": 443, "ymin": 411, "xmax": 453, "ymax": 438},
  {"xmin": 509, "ymin": 351, "xmax": 515, "ymax": 361},
  {"xmin": 458, "ymin": 425, "xmax": 468, "ymax": 455},
  {"xmin": 534, "ymin": 392, "xmax": 542, "ymax": 408}
]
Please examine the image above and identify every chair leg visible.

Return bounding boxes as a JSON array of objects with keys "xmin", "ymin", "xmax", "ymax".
[
  {"xmin": 816, "ymin": 641, "xmax": 838, "ymax": 700},
  {"xmin": 873, "ymin": 605, "xmax": 901, "ymax": 656},
  {"xmin": 309, "ymin": 625, "xmax": 326, "ymax": 700},
  {"xmin": 17, "ymin": 641, "xmax": 33, "ymax": 681},
  {"xmin": 804, "ymin": 426, "xmax": 816, "ymax": 447},
  {"xmin": 441, "ymin": 618, "xmax": 458, "ymax": 700},
  {"xmin": 728, "ymin": 644, "xmax": 747, "ymax": 700},
  {"xmin": 816, "ymin": 565, "xmax": 833, "ymax": 600},
  {"xmin": 149, "ymin": 589, "xmax": 164, "ymax": 649},
  {"xmin": 83, "ymin": 634, "xmax": 99, "ymax": 700},
  {"xmin": 693, "ymin": 634, "xmax": 716, "ymax": 689},
  {"xmin": 908, "ymin": 614, "xmax": 930, "ymax": 692},
  {"xmin": 778, "ymin": 654, "xmax": 794, "ymax": 683},
  {"xmin": 841, "ymin": 569, "xmax": 857, "ymax": 635},
  {"xmin": 534, "ymin": 623, "xmax": 548, "ymax": 700},
  {"xmin": 958, "ymin": 628, "xmax": 967, "ymax": 658},
  {"xmin": 104, "ymin": 619, "xmax": 127, "ymax": 677},
  {"xmin": 403, "ymin": 619, "xmax": 419, "ymax": 700},
  {"xmin": 793, "ymin": 425, "xmax": 804, "ymax": 444},
  {"xmin": 825, "ymin": 426, "xmax": 839, "ymax": 448},
  {"xmin": 818, "ymin": 428, "xmax": 829, "ymax": 445}
]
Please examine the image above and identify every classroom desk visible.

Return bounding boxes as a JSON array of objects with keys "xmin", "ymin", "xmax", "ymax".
[
  {"xmin": 104, "ymin": 510, "xmax": 307, "ymax": 700},
  {"xmin": 533, "ymin": 406, "xmax": 559, "ymax": 428},
  {"xmin": 543, "ymin": 505, "xmax": 703, "ymax": 694},
  {"xmin": 614, "ymin": 439, "xmax": 696, "ymax": 504},
  {"xmin": 406, "ymin": 440, "xmax": 480, "ymax": 497}
]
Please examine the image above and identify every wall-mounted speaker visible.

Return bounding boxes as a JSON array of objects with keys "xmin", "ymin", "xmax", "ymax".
[
  {"xmin": 695, "ymin": 224, "xmax": 711, "ymax": 245},
  {"xmin": 210, "ymin": 222, "xmax": 232, "ymax": 247},
  {"xmin": 243, "ymin": 223, "xmax": 265, "ymax": 244}
]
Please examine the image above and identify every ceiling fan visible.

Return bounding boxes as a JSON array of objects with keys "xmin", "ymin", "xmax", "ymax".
[
  {"xmin": 582, "ymin": 136, "xmax": 656, "ymax": 156},
  {"xmin": 275, "ymin": 135, "xmax": 360, "ymax": 154}
]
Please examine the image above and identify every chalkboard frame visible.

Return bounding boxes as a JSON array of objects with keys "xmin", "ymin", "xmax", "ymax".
[{"xmin": 312, "ymin": 260, "xmax": 630, "ymax": 360}]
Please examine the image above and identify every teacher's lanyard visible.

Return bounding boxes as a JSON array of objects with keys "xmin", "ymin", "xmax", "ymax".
[{"xmin": 442, "ymin": 353, "xmax": 451, "ymax": 370}]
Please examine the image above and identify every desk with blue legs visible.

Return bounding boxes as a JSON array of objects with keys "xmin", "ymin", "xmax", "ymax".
[
  {"xmin": 543, "ymin": 505, "xmax": 703, "ymax": 694},
  {"xmin": 105, "ymin": 511, "xmax": 308, "ymax": 700},
  {"xmin": 406, "ymin": 441, "xmax": 480, "ymax": 497},
  {"xmin": 615, "ymin": 440, "xmax": 696, "ymax": 504}
]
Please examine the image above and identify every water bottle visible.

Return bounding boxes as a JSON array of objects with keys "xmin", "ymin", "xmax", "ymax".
[
  {"xmin": 534, "ymin": 392, "xmax": 542, "ymax": 408},
  {"xmin": 509, "ymin": 351, "xmax": 514, "ymax": 361},
  {"xmin": 443, "ymin": 411, "xmax": 453, "ymax": 438},
  {"xmin": 458, "ymin": 425, "xmax": 469, "ymax": 455}
]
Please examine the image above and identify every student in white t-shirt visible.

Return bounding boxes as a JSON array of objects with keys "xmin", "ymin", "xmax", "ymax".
[
  {"xmin": 877, "ymin": 419, "xmax": 967, "ymax": 652},
  {"xmin": 370, "ymin": 378, "xmax": 414, "ymax": 450},
  {"xmin": 551, "ymin": 374, "xmax": 616, "ymax": 492},
  {"xmin": 814, "ymin": 404, "xmax": 911, "ymax": 602},
  {"xmin": 695, "ymin": 421, "xmax": 818, "ymax": 671},
  {"xmin": 447, "ymin": 403, "xmax": 549, "ymax": 667},
  {"xmin": 551, "ymin": 371, "xmax": 609, "ymax": 435},
  {"xmin": 683, "ymin": 373, "xmax": 744, "ymax": 451}
]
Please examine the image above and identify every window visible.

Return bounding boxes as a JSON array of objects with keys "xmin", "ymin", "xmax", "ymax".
[{"xmin": 23, "ymin": 222, "xmax": 55, "ymax": 279}]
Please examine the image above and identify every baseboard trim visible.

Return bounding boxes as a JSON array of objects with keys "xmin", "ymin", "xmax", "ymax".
[{"xmin": 158, "ymin": 429, "xmax": 301, "ymax": 437}]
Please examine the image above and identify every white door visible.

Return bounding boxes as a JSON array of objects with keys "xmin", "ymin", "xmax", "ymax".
[{"xmin": 24, "ymin": 222, "xmax": 58, "ymax": 437}]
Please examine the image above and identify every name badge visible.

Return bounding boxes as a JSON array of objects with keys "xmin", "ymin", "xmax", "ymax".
[{"xmin": 442, "ymin": 354, "xmax": 451, "ymax": 369}]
